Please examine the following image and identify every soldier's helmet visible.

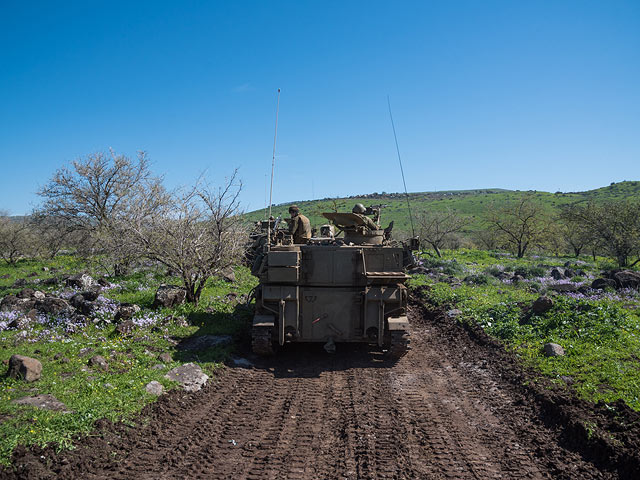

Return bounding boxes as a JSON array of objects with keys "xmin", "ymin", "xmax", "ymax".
[
  {"xmin": 288, "ymin": 205, "xmax": 299, "ymax": 214},
  {"xmin": 352, "ymin": 203, "xmax": 366, "ymax": 214}
]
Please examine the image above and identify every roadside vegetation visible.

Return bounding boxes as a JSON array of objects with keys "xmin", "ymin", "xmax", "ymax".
[{"xmin": 408, "ymin": 249, "xmax": 640, "ymax": 411}]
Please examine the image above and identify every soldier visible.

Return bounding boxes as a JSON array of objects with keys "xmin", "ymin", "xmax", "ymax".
[
  {"xmin": 288, "ymin": 205, "xmax": 311, "ymax": 244},
  {"xmin": 352, "ymin": 203, "xmax": 378, "ymax": 230}
]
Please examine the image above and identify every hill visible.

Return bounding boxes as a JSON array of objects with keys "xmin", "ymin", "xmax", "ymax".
[{"xmin": 242, "ymin": 181, "xmax": 640, "ymax": 236}]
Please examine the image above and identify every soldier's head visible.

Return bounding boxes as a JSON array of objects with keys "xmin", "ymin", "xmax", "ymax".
[
  {"xmin": 352, "ymin": 203, "xmax": 366, "ymax": 214},
  {"xmin": 288, "ymin": 205, "xmax": 299, "ymax": 218}
]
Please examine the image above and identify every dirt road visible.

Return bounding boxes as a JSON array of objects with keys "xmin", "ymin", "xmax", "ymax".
[{"xmin": 5, "ymin": 300, "xmax": 638, "ymax": 479}]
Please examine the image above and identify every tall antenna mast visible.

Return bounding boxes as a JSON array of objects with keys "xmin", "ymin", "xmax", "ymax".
[
  {"xmin": 387, "ymin": 95, "xmax": 415, "ymax": 237},
  {"xmin": 267, "ymin": 88, "xmax": 281, "ymax": 242}
]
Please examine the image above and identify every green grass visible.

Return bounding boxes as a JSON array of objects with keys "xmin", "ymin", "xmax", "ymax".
[
  {"xmin": 410, "ymin": 249, "xmax": 640, "ymax": 410},
  {"xmin": 0, "ymin": 257, "xmax": 257, "ymax": 465}
]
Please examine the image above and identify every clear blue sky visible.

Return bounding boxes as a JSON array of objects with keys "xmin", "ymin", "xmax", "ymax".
[{"xmin": 1, "ymin": 0, "xmax": 639, "ymax": 215}]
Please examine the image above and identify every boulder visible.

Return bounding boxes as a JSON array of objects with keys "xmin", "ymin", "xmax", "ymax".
[
  {"xmin": 549, "ymin": 284, "xmax": 579, "ymax": 293},
  {"xmin": 114, "ymin": 303, "xmax": 141, "ymax": 322},
  {"xmin": 145, "ymin": 381, "xmax": 164, "ymax": 396},
  {"xmin": 543, "ymin": 343, "xmax": 565, "ymax": 357},
  {"xmin": 591, "ymin": 278, "xmax": 617, "ymax": 290},
  {"xmin": 88, "ymin": 355, "xmax": 108, "ymax": 371},
  {"xmin": 222, "ymin": 268, "xmax": 236, "ymax": 283},
  {"xmin": 35, "ymin": 297, "xmax": 71, "ymax": 315},
  {"xmin": 165, "ymin": 363, "xmax": 209, "ymax": 392},
  {"xmin": 550, "ymin": 268, "xmax": 564, "ymax": 280},
  {"xmin": 80, "ymin": 289, "xmax": 101, "ymax": 302},
  {"xmin": 66, "ymin": 273, "xmax": 96, "ymax": 290},
  {"xmin": 7, "ymin": 355, "xmax": 42, "ymax": 382},
  {"xmin": 32, "ymin": 291, "xmax": 46, "ymax": 300},
  {"xmin": 12, "ymin": 278, "xmax": 27, "ymax": 288},
  {"xmin": 613, "ymin": 270, "xmax": 640, "ymax": 290},
  {"xmin": 42, "ymin": 277, "xmax": 59, "ymax": 286},
  {"xmin": 0, "ymin": 295, "xmax": 36, "ymax": 314},
  {"xmin": 115, "ymin": 319, "xmax": 136, "ymax": 336},
  {"xmin": 564, "ymin": 268, "xmax": 576, "ymax": 278},
  {"xmin": 16, "ymin": 288, "xmax": 35, "ymax": 299},
  {"xmin": 176, "ymin": 335, "xmax": 233, "ymax": 352},
  {"xmin": 152, "ymin": 285, "xmax": 187, "ymax": 309},
  {"xmin": 70, "ymin": 293, "xmax": 86, "ymax": 309},
  {"xmin": 13, "ymin": 394, "xmax": 69, "ymax": 412},
  {"xmin": 532, "ymin": 296, "xmax": 553, "ymax": 315},
  {"xmin": 158, "ymin": 352, "xmax": 173, "ymax": 363}
]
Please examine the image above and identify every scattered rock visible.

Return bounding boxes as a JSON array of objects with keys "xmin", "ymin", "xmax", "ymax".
[
  {"xmin": 41, "ymin": 267, "xmax": 49, "ymax": 272},
  {"xmin": 0, "ymin": 274, "xmax": 10, "ymax": 279},
  {"xmin": 80, "ymin": 289, "xmax": 101, "ymax": 302},
  {"xmin": 165, "ymin": 363, "xmax": 209, "ymax": 392},
  {"xmin": 0, "ymin": 295, "xmax": 36, "ymax": 314},
  {"xmin": 152, "ymin": 285, "xmax": 187, "ymax": 309},
  {"xmin": 79, "ymin": 347, "xmax": 95, "ymax": 356},
  {"xmin": 176, "ymin": 335, "xmax": 233, "ymax": 351},
  {"xmin": 511, "ymin": 274, "xmax": 524, "ymax": 283},
  {"xmin": 42, "ymin": 277, "xmax": 59, "ymax": 286},
  {"xmin": 591, "ymin": 278, "xmax": 617, "ymax": 290},
  {"xmin": 446, "ymin": 309, "xmax": 463, "ymax": 318},
  {"xmin": 66, "ymin": 273, "xmax": 96, "ymax": 290},
  {"xmin": 32, "ymin": 291, "xmax": 46, "ymax": 300},
  {"xmin": 544, "ymin": 343, "xmax": 565, "ymax": 357},
  {"xmin": 532, "ymin": 296, "xmax": 553, "ymax": 315},
  {"xmin": 114, "ymin": 303, "xmax": 140, "ymax": 322},
  {"xmin": 35, "ymin": 297, "xmax": 71, "ymax": 315},
  {"xmin": 564, "ymin": 268, "xmax": 576, "ymax": 278},
  {"xmin": 232, "ymin": 358, "xmax": 253, "ymax": 368},
  {"xmin": 88, "ymin": 355, "xmax": 108, "ymax": 371},
  {"xmin": 115, "ymin": 319, "xmax": 136, "ymax": 336},
  {"xmin": 613, "ymin": 270, "xmax": 640, "ymax": 290},
  {"xmin": 158, "ymin": 352, "xmax": 173, "ymax": 363},
  {"xmin": 222, "ymin": 268, "xmax": 236, "ymax": 283},
  {"xmin": 548, "ymin": 284, "xmax": 579, "ymax": 293},
  {"xmin": 7, "ymin": 355, "xmax": 42, "ymax": 382},
  {"xmin": 16, "ymin": 288, "xmax": 35, "ymax": 299},
  {"xmin": 12, "ymin": 278, "xmax": 27, "ymax": 287},
  {"xmin": 152, "ymin": 364, "xmax": 165, "ymax": 370},
  {"xmin": 145, "ymin": 381, "xmax": 164, "ymax": 396},
  {"xmin": 560, "ymin": 375, "xmax": 575, "ymax": 385},
  {"xmin": 13, "ymin": 394, "xmax": 70, "ymax": 412},
  {"xmin": 550, "ymin": 268, "xmax": 564, "ymax": 280}
]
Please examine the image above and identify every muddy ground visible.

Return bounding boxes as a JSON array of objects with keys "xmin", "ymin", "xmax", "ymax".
[{"xmin": 3, "ymin": 293, "xmax": 640, "ymax": 479}]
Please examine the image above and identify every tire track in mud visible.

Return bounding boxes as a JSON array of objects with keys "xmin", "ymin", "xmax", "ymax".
[{"xmin": 3, "ymin": 303, "xmax": 630, "ymax": 480}]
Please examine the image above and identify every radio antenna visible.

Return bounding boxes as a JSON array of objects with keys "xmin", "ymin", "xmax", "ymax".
[
  {"xmin": 267, "ymin": 88, "xmax": 281, "ymax": 243},
  {"xmin": 387, "ymin": 95, "xmax": 415, "ymax": 237}
]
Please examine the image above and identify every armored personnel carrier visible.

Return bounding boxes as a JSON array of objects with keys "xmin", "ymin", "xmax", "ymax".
[{"xmin": 250, "ymin": 205, "xmax": 417, "ymax": 357}]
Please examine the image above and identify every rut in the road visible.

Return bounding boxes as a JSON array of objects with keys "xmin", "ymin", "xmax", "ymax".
[{"xmin": 4, "ymin": 300, "xmax": 638, "ymax": 480}]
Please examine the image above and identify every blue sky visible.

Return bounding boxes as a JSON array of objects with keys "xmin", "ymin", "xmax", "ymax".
[{"xmin": 1, "ymin": 0, "xmax": 639, "ymax": 215}]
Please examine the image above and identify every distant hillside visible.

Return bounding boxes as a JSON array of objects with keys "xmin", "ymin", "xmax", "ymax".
[{"xmin": 242, "ymin": 181, "xmax": 640, "ymax": 236}]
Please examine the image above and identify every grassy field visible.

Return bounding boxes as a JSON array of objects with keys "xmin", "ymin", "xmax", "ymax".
[
  {"xmin": 242, "ymin": 180, "xmax": 640, "ymax": 235},
  {"xmin": 408, "ymin": 249, "xmax": 640, "ymax": 410},
  {"xmin": 0, "ymin": 257, "xmax": 257, "ymax": 465}
]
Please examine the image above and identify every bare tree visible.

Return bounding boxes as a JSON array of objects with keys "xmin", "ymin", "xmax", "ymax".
[
  {"xmin": 560, "ymin": 200, "xmax": 640, "ymax": 267},
  {"xmin": 0, "ymin": 212, "xmax": 35, "ymax": 265},
  {"xmin": 473, "ymin": 228, "xmax": 500, "ymax": 250},
  {"xmin": 485, "ymin": 195, "xmax": 549, "ymax": 258},
  {"xmin": 417, "ymin": 208, "xmax": 470, "ymax": 257},
  {"xmin": 36, "ymin": 150, "xmax": 163, "ymax": 273},
  {"xmin": 124, "ymin": 172, "xmax": 246, "ymax": 304}
]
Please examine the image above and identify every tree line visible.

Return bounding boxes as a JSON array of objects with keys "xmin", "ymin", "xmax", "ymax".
[{"xmin": 416, "ymin": 195, "xmax": 640, "ymax": 267}]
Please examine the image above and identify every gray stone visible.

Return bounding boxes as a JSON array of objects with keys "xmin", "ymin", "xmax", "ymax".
[
  {"xmin": 532, "ymin": 296, "xmax": 553, "ymax": 315},
  {"xmin": 8, "ymin": 355, "xmax": 42, "ymax": 382},
  {"xmin": 115, "ymin": 303, "xmax": 141, "ymax": 322},
  {"xmin": 35, "ymin": 297, "xmax": 71, "ymax": 315},
  {"xmin": 158, "ymin": 352, "xmax": 173, "ymax": 363},
  {"xmin": 88, "ymin": 355, "xmax": 108, "ymax": 371},
  {"xmin": 145, "ymin": 380, "xmax": 164, "ymax": 396},
  {"xmin": 115, "ymin": 319, "xmax": 136, "ymax": 336},
  {"xmin": 549, "ymin": 283, "xmax": 578, "ymax": 293},
  {"xmin": 446, "ymin": 309, "xmax": 463, "ymax": 318},
  {"xmin": 0, "ymin": 295, "xmax": 36, "ymax": 314},
  {"xmin": 32, "ymin": 291, "xmax": 46, "ymax": 300},
  {"xmin": 152, "ymin": 285, "xmax": 187, "ymax": 309},
  {"xmin": 560, "ymin": 375, "xmax": 575, "ymax": 385},
  {"xmin": 176, "ymin": 335, "xmax": 233, "ymax": 351},
  {"xmin": 544, "ymin": 343, "xmax": 565, "ymax": 357},
  {"xmin": 550, "ymin": 268, "xmax": 564, "ymax": 280},
  {"xmin": 13, "ymin": 394, "xmax": 70, "ymax": 412},
  {"xmin": 165, "ymin": 363, "xmax": 209, "ymax": 392},
  {"xmin": 232, "ymin": 357, "xmax": 253, "ymax": 368},
  {"xmin": 152, "ymin": 364, "xmax": 166, "ymax": 370},
  {"xmin": 591, "ymin": 278, "xmax": 617, "ymax": 290},
  {"xmin": 66, "ymin": 273, "xmax": 96, "ymax": 290},
  {"xmin": 222, "ymin": 268, "xmax": 236, "ymax": 283},
  {"xmin": 614, "ymin": 270, "xmax": 640, "ymax": 289}
]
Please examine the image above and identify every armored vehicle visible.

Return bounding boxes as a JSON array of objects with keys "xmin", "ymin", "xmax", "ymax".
[{"xmin": 250, "ymin": 205, "xmax": 416, "ymax": 357}]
